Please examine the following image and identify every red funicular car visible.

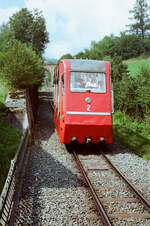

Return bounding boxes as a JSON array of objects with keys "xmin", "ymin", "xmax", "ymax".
[{"xmin": 54, "ymin": 59, "xmax": 113, "ymax": 144}]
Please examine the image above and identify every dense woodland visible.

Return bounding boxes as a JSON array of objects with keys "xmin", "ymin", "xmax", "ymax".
[{"xmin": 60, "ymin": 0, "xmax": 150, "ymax": 124}]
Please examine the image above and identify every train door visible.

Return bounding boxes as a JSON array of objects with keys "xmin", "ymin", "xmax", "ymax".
[
  {"xmin": 54, "ymin": 66, "xmax": 60, "ymax": 131},
  {"xmin": 57, "ymin": 67, "xmax": 60, "ymax": 117},
  {"xmin": 58, "ymin": 73, "xmax": 65, "ymax": 141},
  {"xmin": 60, "ymin": 75, "xmax": 64, "ymax": 117},
  {"xmin": 54, "ymin": 69, "xmax": 57, "ymax": 109},
  {"xmin": 110, "ymin": 78, "xmax": 114, "ymax": 113}
]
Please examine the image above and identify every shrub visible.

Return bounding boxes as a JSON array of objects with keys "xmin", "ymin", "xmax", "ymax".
[
  {"xmin": 111, "ymin": 56, "xmax": 129, "ymax": 82},
  {"xmin": 134, "ymin": 65, "xmax": 150, "ymax": 121}
]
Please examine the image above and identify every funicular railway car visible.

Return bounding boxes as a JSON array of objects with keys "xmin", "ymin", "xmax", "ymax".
[{"xmin": 53, "ymin": 59, "xmax": 113, "ymax": 144}]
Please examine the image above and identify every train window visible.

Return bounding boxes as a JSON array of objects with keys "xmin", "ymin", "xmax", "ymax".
[
  {"xmin": 61, "ymin": 76, "xmax": 64, "ymax": 96},
  {"xmin": 70, "ymin": 72, "xmax": 106, "ymax": 93}
]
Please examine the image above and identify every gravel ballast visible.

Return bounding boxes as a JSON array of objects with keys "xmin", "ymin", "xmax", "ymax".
[{"xmin": 107, "ymin": 141, "xmax": 150, "ymax": 202}]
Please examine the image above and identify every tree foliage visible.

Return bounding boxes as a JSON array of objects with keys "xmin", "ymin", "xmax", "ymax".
[
  {"xmin": 111, "ymin": 56, "xmax": 129, "ymax": 82},
  {"xmin": 0, "ymin": 8, "xmax": 49, "ymax": 88},
  {"xmin": 0, "ymin": 23, "xmax": 15, "ymax": 52},
  {"xmin": 9, "ymin": 8, "xmax": 49, "ymax": 56},
  {"xmin": 0, "ymin": 8, "xmax": 49, "ymax": 136},
  {"xmin": 127, "ymin": 0, "xmax": 150, "ymax": 39},
  {"xmin": 71, "ymin": 32, "xmax": 150, "ymax": 61},
  {"xmin": 0, "ymin": 41, "xmax": 44, "ymax": 90},
  {"xmin": 58, "ymin": 53, "xmax": 73, "ymax": 62},
  {"xmin": 114, "ymin": 65, "xmax": 150, "ymax": 122},
  {"xmin": 134, "ymin": 66, "xmax": 150, "ymax": 119},
  {"xmin": 74, "ymin": 51, "xmax": 86, "ymax": 59}
]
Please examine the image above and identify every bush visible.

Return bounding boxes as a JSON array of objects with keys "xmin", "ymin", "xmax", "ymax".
[
  {"xmin": 134, "ymin": 66, "xmax": 150, "ymax": 121},
  {"xmin": 114, "ymin": 76, "xmax": 136, "ymax": 113},
  {"xmin": 111, "ymin": 56, "xmax": 129, "ymax": 82},
  {"xmin": 113, "ymin": 61, "xmax": 150, "ymax": 122}
]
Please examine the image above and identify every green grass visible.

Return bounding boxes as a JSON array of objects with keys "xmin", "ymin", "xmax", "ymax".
[
  {"xmin": 124, "ymin": 56, "xmax": 150, "ymax": 76},
  {"xmin": 113, "ymin": 111, "xmax": 150, "ymax": 161},
  {"xmin": 0, "ymin": 115, "xmax": 22, "ymax": 194}
]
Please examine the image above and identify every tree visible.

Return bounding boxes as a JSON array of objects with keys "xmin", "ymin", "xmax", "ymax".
[
  {"xmin": 0, "ymin": 41, "xmax": 44, "ymax": 90},
  {"xmin": 0, "ymin": 41, "xmax": 45, "ymax": 136},
  {"xmin": 9, "ymin": 8, "xmax": 49, "ymax": 56},
  {"xmin": 127, "ymin": 0, "xmax": 150, "ymax": 39},
  {"xmin": 6, "ymin": 8, "xmax": 49, "ymax": 130},
  {"xmin": 74, "ymin": 51, "xmax": 86, "ymax": 59},
  {"xmin": 92, "ymin": 36, "xmax": 115, "ymax": 59},
  {"xmin": 117, "ymin": 32, "xmax": 142, "ymax": 59}
]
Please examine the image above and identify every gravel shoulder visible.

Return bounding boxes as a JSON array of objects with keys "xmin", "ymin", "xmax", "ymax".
[{"xmin": 107, "ymin": 139, "xmax": 150, "ymax": 201}]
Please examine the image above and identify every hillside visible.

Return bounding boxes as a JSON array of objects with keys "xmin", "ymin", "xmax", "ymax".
[{"xmin": 124, "ymin": 56, "xmax": 150, "ymax": 76}]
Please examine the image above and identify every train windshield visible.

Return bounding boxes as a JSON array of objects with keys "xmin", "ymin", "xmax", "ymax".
[{"xmin": 70, "ymin": 72, "xmax": 106, "ymax": 93}]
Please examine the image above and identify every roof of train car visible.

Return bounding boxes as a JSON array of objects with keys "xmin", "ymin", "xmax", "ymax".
[{"xmin": 62, "ymin": 59, "xmax": 106, "ymax": 72}]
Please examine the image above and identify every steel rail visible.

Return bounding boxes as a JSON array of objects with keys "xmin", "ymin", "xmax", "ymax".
[
  {"xmin": 100, "ymin": 150, "xmax": 150, "ymax": 212},
  {"xmin": 72, "ymin": 151, "xmax": 112, "ymax": 226}
]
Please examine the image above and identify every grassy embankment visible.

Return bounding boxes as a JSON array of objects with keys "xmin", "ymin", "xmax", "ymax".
[
  {"xmin": 113, "ymin": 57, "xmax": 150, "ymax": 160},
  {"xmin": 125, "ymin": 56, "xmax": 150, "ymax": 75},
  {"xmin": 0, "ymin": 85, "xmax": 22, "ymax": 194}
]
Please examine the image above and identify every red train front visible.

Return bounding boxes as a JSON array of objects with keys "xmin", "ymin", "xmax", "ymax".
[{"xmin": 54, "ymin": 59, "xmax": 113, "ymax": 144}]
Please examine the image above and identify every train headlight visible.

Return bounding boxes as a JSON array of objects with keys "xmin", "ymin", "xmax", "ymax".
[
  {"xmin": 71, "ymin": 137, "xmax": 77, "ymax": 143},
  {"xmin": 100, "ymin": 137, "xmax": 105, "ymax": 142}
]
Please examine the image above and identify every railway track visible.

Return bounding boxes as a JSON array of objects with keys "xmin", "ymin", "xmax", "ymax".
[
  {"xmin": 72, "ymin": 150, "xmax": 111, "ymax": 225},
  {"xmin": 71, "ymin": 144, "xmax": 150, "ymax": 225},
  {"xmin": 44, "ymin": 79, "xmax": 150, "ymax": 224}
]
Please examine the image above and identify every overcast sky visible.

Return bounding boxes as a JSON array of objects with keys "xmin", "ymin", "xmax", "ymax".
[{"xmin": 0, "ymin": 0, "xmax": 135, "ymax": 59}]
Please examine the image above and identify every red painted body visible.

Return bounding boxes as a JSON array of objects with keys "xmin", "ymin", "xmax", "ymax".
[{"xmin": 54, "ymin": 59, "xmax": 113, "ymax": 144}]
